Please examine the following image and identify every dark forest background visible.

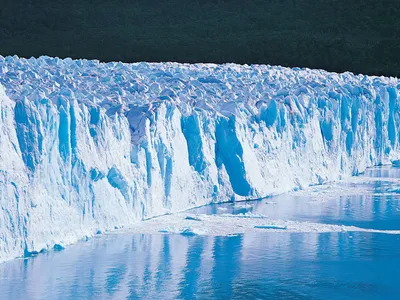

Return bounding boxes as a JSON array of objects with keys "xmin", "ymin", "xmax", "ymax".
[{"xmin": 0, "ymin": 0, "xmax": 399, "ymax": 76}]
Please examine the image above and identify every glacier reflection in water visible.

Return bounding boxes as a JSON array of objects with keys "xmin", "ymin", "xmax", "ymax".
[{"xmin": 1, "ymin": 232, "xmax": 400, "ymax": 299}]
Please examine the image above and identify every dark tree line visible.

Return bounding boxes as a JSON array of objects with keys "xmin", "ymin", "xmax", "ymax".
[{"xmin": 0, "ymin": 0, "xmax": 399, "ymax": 76}]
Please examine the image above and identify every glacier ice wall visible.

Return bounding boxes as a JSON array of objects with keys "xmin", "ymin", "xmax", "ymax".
[{"xmin": 0, "ymin": 55, "xmax": 400, "ymax": 262}]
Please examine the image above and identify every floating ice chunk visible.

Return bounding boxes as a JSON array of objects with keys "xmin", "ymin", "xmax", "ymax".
[
  {"xmin": 53, "ymin": 244, "xmax": 66, "ymax": 251},
  {"xmin": 234, "ymin": 204, "xmax": 253, "ymax": 209},
  {"xmin": 180, "ymin": 227, "xmax": 197, "ymax": 236},
  {"xmin": 392, "ymin": 160, "xmax": 400, "ymax": 167},
  {"xmin": 254, "ymin": 225, "xmax": 288, "ymax": 230},
  {"xmin": 265, "ymin": 201, "xmax": 277, "ymax": 205},
  {"xmin": 220, "ymin": 212, "xmax": 267, "ymax": 219},
  {"xmin": 185, "ymin": 215, "xmax": 202, "ymax": 221},
  {"xmin": 217, "ymin": 207, "xmax": 228, "ymax": 211}
]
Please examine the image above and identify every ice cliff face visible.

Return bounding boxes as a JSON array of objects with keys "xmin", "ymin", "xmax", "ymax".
[{"xmin": 0, "ymin": 55, "xmax": 399, "ymax": 262}]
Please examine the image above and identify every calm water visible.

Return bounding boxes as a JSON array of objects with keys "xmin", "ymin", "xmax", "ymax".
[
  {"xmin": 1, "ymin": 167, "xmax": 400, "ymax": 299},
  {"xmin": 189, "ymin": 166, "xmax": 400, "ymax": 230}
]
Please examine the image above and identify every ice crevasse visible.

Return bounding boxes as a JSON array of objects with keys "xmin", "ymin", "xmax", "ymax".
[{"xmin": 0, "ymin": 55, "xmax": 400, "ymax": 262}]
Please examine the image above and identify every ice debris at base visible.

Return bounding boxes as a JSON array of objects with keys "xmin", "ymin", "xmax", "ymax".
[
  {"xmin": 0, "ymin": 55, "xmax": 400, "ymax": 262},
  {"xmin": 291, "ymin": 175, "xmax": 400, "ymax": 201},
  {"xmin": 124, "ymin": 213, "xmax": 400, "ymax": 236}
]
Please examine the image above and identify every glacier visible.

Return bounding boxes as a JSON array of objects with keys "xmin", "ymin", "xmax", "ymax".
[{"xmin": 0, "ymin": 55, "xmax": 399, "ymax": 263}]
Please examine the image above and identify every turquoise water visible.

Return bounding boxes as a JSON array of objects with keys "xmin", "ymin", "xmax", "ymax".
[{"xmin": 1, "ymin": 167, "xmax": 400, "ymax": 299}]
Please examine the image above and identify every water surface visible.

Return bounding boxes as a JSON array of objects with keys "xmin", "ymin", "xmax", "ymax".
[
  {"xmin": 1, "ymin": 166, "xmax": 400, "ymax": 299},
  {"xmin": 190, "ymin": 166, "xmax": 400, "ymax": 230},
  {"xmin": 1, "ymin": 232, "xmax": 400, "ymax": 299}
]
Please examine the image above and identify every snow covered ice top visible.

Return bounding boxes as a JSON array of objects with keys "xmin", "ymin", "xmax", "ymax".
[
  {"xmin": 1, "ymin": 55, "xmax": 399, "ymax": 111},
  {"xmin": 0, "ymin": 55, "xmax": 399, "ymax": 263},
  {"xmin": 1, "ymin": 55, "xmax": 399, "ymax": 144}
]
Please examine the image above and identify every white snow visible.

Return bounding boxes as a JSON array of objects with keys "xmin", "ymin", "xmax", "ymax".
[{"xmin": 0, "ymin": 55, "xmax": 400, "ymax": 262}]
